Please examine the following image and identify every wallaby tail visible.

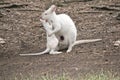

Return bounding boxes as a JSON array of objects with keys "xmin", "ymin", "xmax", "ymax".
[{"xmin": 74, "ymin": 39, "xmax": 102, "ymax": 46}]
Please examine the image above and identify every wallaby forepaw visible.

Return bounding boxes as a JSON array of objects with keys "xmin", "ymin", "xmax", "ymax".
[{"xmin": 48, "ymin": 32, "xmax": 53, "ymax": 37}]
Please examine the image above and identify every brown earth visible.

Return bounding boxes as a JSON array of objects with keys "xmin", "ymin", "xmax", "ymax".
[{"xmin": 0, "ymin": 0, "xmax": 120, "ymax": 80}]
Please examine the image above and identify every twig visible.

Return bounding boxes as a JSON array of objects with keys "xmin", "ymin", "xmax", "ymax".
[
  {"xmin": 91, "ymin": 6, "xmax": 120, "ymax": 11},
  {"xmin": 63, "ymin": 0, "xmax": 93, "ymax": 3},
  {"xmin": 16, "ymin": 9, "xmax": 41, "ymax": 12},
  {"xmin": 78, "ymin": 11, "xmax": 103, "ymax": 14},
  {"xmin": 109, "ymin": 4, "xmax": 120, "ymax": 7},
  {"xmin": 0, "ymin": 4, "xmax": 28, "ymax": 9},
  {"xmin": 0, "ymin": 37, "xmax": 5, "ymax": 44},
  {"xmin": 0, "ymin": 2, "xmax": 10, "ymax": 5}
]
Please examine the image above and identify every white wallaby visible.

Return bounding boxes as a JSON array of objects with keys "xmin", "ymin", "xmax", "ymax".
[
  {"xmin": 41, "ymin": 5, "xmax": 102, "ymax": 53},
  {"xmin": 20, "ymin": 19, "xmax": 62, "ymax": 56}
]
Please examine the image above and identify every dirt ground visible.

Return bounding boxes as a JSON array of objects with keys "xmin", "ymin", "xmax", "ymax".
[{"xmin": 0, "ymin": 0, "xmax": 120, "ymax": 80}]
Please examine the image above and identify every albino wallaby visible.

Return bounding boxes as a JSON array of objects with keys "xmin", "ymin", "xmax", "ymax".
[
  {"xmin": 41, "ymin": 5, "xmax": 102, "ymax": 53},
  {"xmin": 20, "ymin": 19, "xmax": 62, "ymax": 56}
]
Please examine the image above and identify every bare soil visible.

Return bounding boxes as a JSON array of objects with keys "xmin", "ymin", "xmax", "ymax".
[{"xmin": 0, "ymin": 0, "xmax": 120, "ymax": 80}]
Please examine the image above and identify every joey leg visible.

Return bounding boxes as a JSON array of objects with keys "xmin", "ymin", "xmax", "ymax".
[
  {"xmin": 49, "ymin": 49, "xmax": 62, "ymax": 54},
  {"xmin": 19, "ymin": 48, "xmax": 50, "ymax": 56}
]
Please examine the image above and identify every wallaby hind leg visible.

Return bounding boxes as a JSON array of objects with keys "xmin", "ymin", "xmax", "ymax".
[
  {"xmin": 66, "ymin": 33, "xmax": 76, "ymax": 53},
  {"xmin": 66, "ymin": 38, "xmax": 75, "ymax": 53},
  {"xmin": 66, "ymin": 44, "xmax": 73, "ymax": 53},
  {"xmin": 49, "ymin": 49, "xmax": 62, "ymax": 54}
]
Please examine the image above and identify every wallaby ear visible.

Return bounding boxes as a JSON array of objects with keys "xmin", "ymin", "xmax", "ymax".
[{"xmin": 50, "ymin": 5, "xmax": 56, "ymax": 12}]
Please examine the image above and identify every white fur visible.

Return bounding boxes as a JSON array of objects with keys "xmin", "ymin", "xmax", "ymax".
[
  {"xmin": 41, "ymin": 5, "xmax": 102, "ymax": 53},
  {"xmin": 20, "ymin": 19, "xmax": 62, "ymax": 56}
]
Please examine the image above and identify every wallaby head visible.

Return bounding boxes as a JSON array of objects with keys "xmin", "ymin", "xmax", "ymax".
[{"xmin": 41, "ymin": 5, "xmax": 56, "ymax": 20}]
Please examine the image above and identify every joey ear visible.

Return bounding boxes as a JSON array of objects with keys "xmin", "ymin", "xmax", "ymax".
[{"xmin": 50, "ymin": 5, "xmax": 56, "ymax": 12}]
